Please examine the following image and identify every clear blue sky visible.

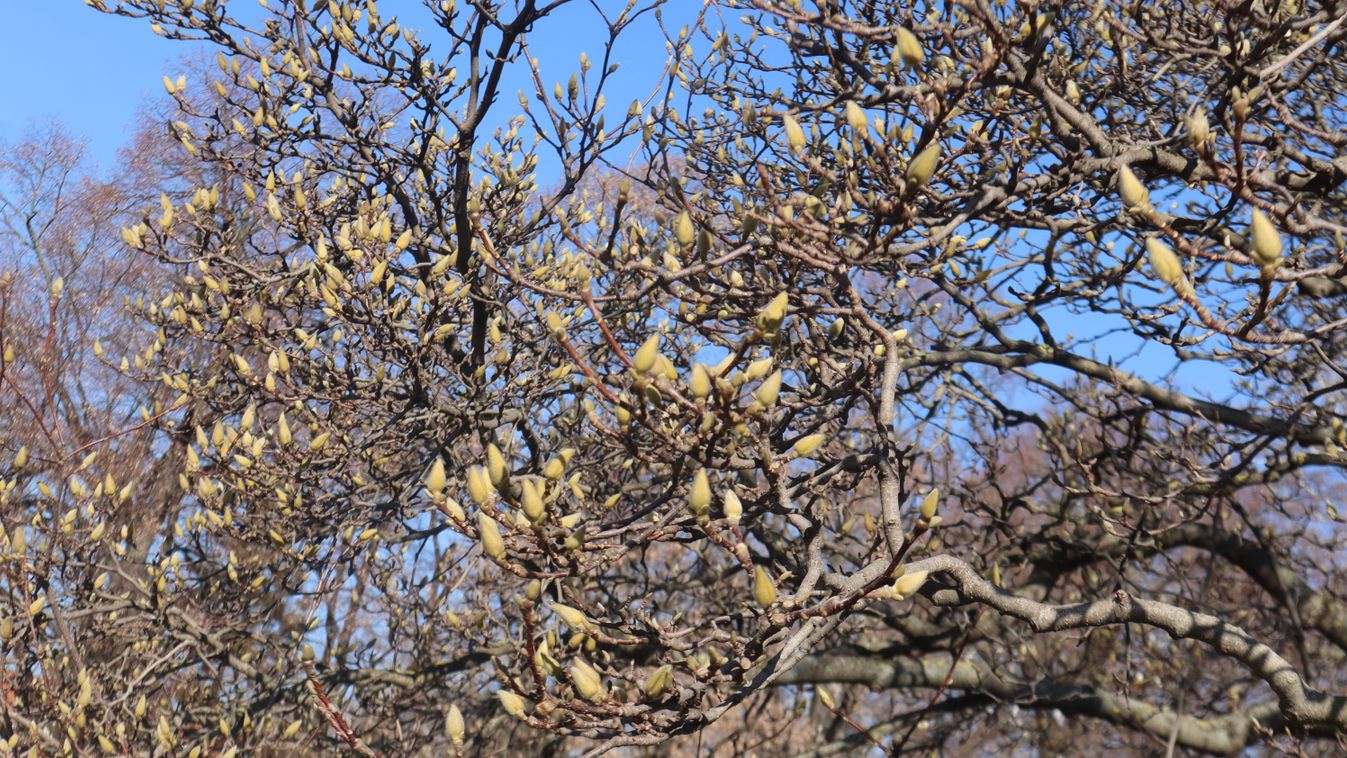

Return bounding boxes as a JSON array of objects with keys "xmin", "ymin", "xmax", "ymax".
[{"xmin": 0, "ymin": 3, "xmax": 189, "ymax": 166}]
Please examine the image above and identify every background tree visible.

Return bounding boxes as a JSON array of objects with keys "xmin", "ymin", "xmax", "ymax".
[{"xmin": 3, "ymin": 0, "xmax": 1346, "ymax": 755}]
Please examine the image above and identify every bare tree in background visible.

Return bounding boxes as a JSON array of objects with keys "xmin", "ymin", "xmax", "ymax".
[{"xmin": 3, "ymin": 0, "xmax": 1347, "ymax": 755}]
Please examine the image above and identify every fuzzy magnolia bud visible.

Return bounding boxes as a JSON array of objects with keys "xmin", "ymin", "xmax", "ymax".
[
  {"xmin": 783, "ymin": 114, "xmax": 806, "ymax": 151},
  {"xmin": 1117, "ymin": 165, "xmax": 1149, "ymax": 210},
  {"xmin": 521, "ymin": 479, "xmax": 546, "ymax": 524},
  {"xmin": 674, "ymin": 211, "xmax": 695, "ymax": 247},
  {"xmin": 792, "ymin": 433, "xmax": 826, "ymax": 458},
  {"xmin": 425, "ymin": 458, "xmax": 447, "ymax": 495},
  {"xmin": 844, "ymin": 101, "xmax": 868, "ymax": 133},
  {"xmin": 689, "ymin": 363, "xmax": 712, "ymax": 398},
  {"xmin": 723, "ymin": 489, "xmax": 743, "ymax": 526},
  {"xmin": 1249, "ymin": 209, "xmax": 1283, "ymax": 269},
  {"xmin": 633, "ymin": 333, "xmax": 660, "ymax": 374},
  {"xmin": 642, "ymin": 664, "xmax": 674, "ymax": 699},
  {"xmin": 920, "ymin": 488, "xmax": 939, "ymax": 520},
  {"xmin": 486, "ymin": 444, "xmax": 508, "ymax": 486},
  {"xmin": 477, "ymin": 513, "xmax": 505, "ymax": 559},
  {"xmin": 551, "ymin": 603, "xmax": 590, "ymax": 631},
  {"xmin": 1145, "ymin": 237, "xmax": 1185, "ymax": 287},
  {"xmin": 757, "ymin": 292, "xmax": 789, "ymax": 333},
  {"xmin": 688, "ymin": 468, "xmax": 712, "ymax": 515},
  {"xmin": 467, "ymin": 466, "xmax": 492, "ymax": 505},
  {"xmin": 753, "ymin": 565, "xmax": 778, "ymax": 607},
  {"xmin": 906, "ymin": 142, "xmax": 940, "ymax": 188},
  {"xmin": 497, "ymin": 690, "xmax": 527, "ymax": 718},
  {"xmin": 755, "ymin": 370, "xmax": 782, "ymax": 407},
  {"xmin": 1186, "ymin": 108, "xmax": 1210, "ymax": 148},
  {"xmin": 570, "ymin": 658, "xmax": 604, "ymax": 701},
  {"xmin": 894, "ymin": 27, "xmax": 924, "ymax": 68},
  {"xmin": 446, "ymin": 704, "xmax": 465, "ymax": 744},
  {"xmin": 892, "ymin": 569, "xmax": 929, "ymax": 598}
]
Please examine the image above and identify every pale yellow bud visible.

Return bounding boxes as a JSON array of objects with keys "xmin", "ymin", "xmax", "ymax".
[
  {"xmin": 1186, "ymin": 108, "xmax": 1210, "ymax": 148},
  {"xmin": 497, "ymin": 690, "xmax": 527, "ymax": 718},
  {"xmin": 755, "ymin": 370, "xmax": 782, "ymax": 407},
  {"xmin": 689, "ymin": 363, "xmax": 712, "ymax": 398},
  {"xmin": 753, "ymin": 565, "xmax": 778, "ymax": 607},
  {"xmin": 425, "ymin": 458, "xmax": 447, "ymax": 494},
  {"xmin": 782, "ymin": 114, "xmax": 806, "ymax": 151},
  {"xmin": 757, "ymin": 292, "xmax": 789, "ymax": 332},
  {"xmin": 551, "ymin": 603, "xmax": 590, "ymax": 631},
  {"xmin": 920, "ymin": 488, "xmax": 939, "ymax": 520},
  {"xmin": 906, "ymin": 142, "xmax": 940, "ymax": 187},
  {"xmin": 844, "ymin": 101, "xmax": 868, "ymax": 133},
  {"xmin": 521, "ymin": 478, "xmax": 545, "ymax": 524},
  {"xmin": 674, "ymin": 211, "xmax": 695, "ymax": 247},
  {"xmin": 1145, "ymin": 237, "xmax": 1185, "ymax": 287},
  {"xmin": 892, "ymin": 569, "xmax": 929, "ymax": 598},
  {"xmin": 792, "ymin": 433, "xmax": 826, "ymax": 457},
  {"xmin": 486, "ymin": 444, "xmax": 508, "ymax": 486},
  {"xmin": 894, "ymin": 27, "xmax": 925, "ymax": 68},
  {"xmin": 1117, "ymin": 165, "xmax": 1149, "ymax": 210},
  {"xmin": 446, "ymin": 704, "xmax": 465, "ymax": 744},
  {"xmin": 467, "ymin": 466, "xmax": 491, "ymax": 505},
  {"xmin": 1249, "ymin": 209, "xmax": 1282, "ymax": 269},
  {"xmin": 633, "ymin": 333, "xmax": 660, "ymax": 374},
  {"xmin": 723, "ymin": 489, "xmax": 743, "ymax": 527},
  {"xmin": 642, "ymin": 664, "xmax": 674, "ymax": 699},
  {"xmin": 570, "ymin": 658, "xmax": 603, "ymax": 701},
  {"xmin": 688, "ymin": 468, "xmax": 712, "ymax": 515},
  {"xmin": 477, "ymin": 513, "xmax": 505, "ymax": 559}
]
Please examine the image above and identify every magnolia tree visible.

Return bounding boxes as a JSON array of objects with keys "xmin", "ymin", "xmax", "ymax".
[{"xmin": 3, "ymin": 0, "xmax": 1347, "ymax": 754}]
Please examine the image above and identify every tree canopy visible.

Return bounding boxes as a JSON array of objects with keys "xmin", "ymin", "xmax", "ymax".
[{"xmin": 3, "ymin": 0, "xmax": 1347, "ymax": 755}]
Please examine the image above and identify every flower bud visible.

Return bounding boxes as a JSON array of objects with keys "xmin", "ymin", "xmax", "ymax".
[
  {"xmin": 1249, "ymin": 209, "xmax": 1282, "ymax": 269},
  {"xmin": 486, "ymin": 444, "xmax": 508, "ymax": 487},
  {"xmin": 446, "ymin": 704, "xmax": 465, "ymax": 744},
  {"xmin": 1145, "ymin": 237, "xmax": 1185, "ymax": 287},
  {"xmin": 497, "ymin": 690, "xmax": 527, "ymax": 718},
  {"xmin": 892, "ymin": 569, "xmax": 929, "ymax": 598},
  {"xmin": 1117, "ymin": 165, "xmax": 1149, "ymax": 210},
  {"xmin": 551, "ymin": 603, "xmax": 590, "ymax": 631},
  {"xmin": 570, "ymin": 659, "xmax": 603, "ymax": 701},
  {"xmin": 477, "ymin": 513, "xmax": 505, "ymax": 559},
  {"xmin": 633, "ymin": 333, "xmax": 660, "ymax": 374},
  {"xmin": 753, "ymin": 565, "xmax": 778, "ymax": 607},
  {"xmin": 894, "ymin": 27, "xmax": 924, "ymax": 68},
  {"xmin": 845, "ymin": 101, "xmax": 868, "ymax": 133},
  {"xmin": 689, "ymin": 468, "xmax": 712, "ymax": 515},
  {"xmin": 674, "ymin": 211, "xmax": 695, "ymax": 247},
  {"xmin": 642, "ymin": 664, "xmax": 674, "ymax": 699},
  {"xmin": 1186, "ymin": 108, "xmax": 1209, "ymax": 148},
  {"xmin": 757, "ymin": 292, "xmax": 789, "ymax": 333},
  {"xmin": 755, "ymin": 370, "xmax": 782, "ymax": 407},
  {"xmin": 792, "ymin": 433, "xmax": 826, "ymax": 458},
  {"xmin": 467, "ymin": 466, "xmax": 492, "ymax": 505},
  {"xmin": 920, "ymin": 488, "xmax": 939, "ymax": 520},
  {"xmin": 723, "ymin": 489, "xmax": 743, "ymax": 527},
  {"xmin": 906, "ymin": 142, "xmax": 940, "ymax": 188},
  {"xmin": 521, "ymin": 479, "xmax": 545, "ymax": 524},
  {"xmin": 425, "ymin": 458, "xmax": 447, "ymax": 495},
  {"xmin": 783, "ymin": 114, "xmax": 806, "ymax": 151}
]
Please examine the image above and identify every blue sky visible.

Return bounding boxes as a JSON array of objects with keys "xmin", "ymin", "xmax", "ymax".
[{"xmin": 0, "ymin": 3, "xmax": 186, "ymax": 166}]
